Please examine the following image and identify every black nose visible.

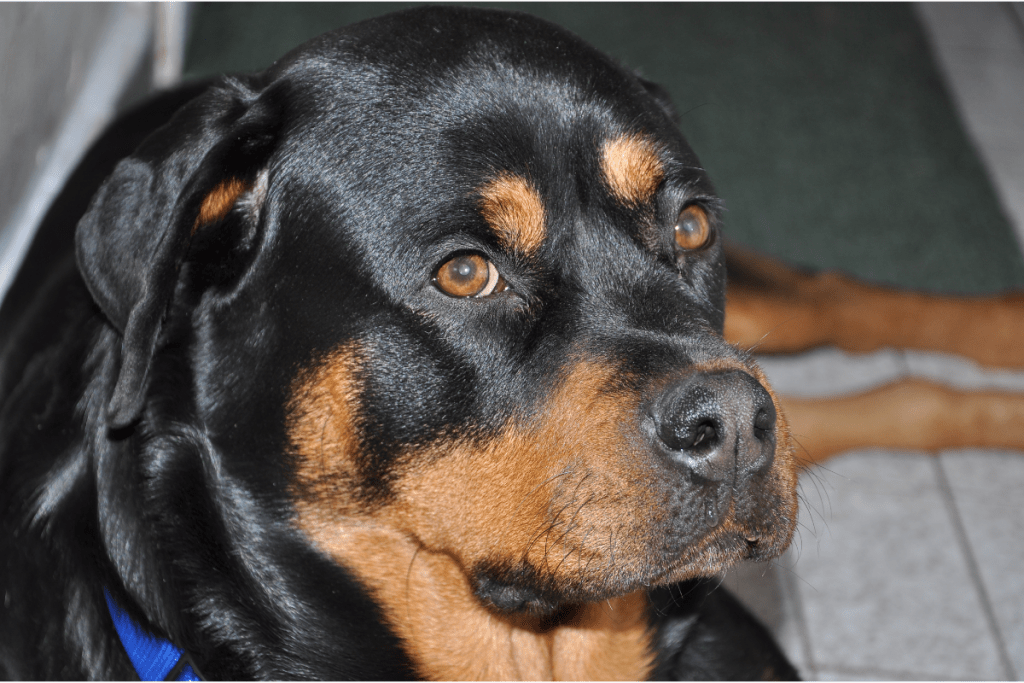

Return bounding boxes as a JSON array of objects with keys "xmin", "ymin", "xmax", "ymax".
[{"xmin": 652, "ymin": 370, "xmax": 776, "ymax": 482}]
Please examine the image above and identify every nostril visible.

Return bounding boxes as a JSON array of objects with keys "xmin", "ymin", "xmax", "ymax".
[
  {"xmin": 659, "ymin": 418, "xmax": 718, "ymax": 453},
  {"xmin": 752, "ymin": 404, "xmax": 776, "ymax": 441},
  {"xmin": 691, "ymin": 421, "xmax": 717, "ymax": 450},
  {"xmin": 656, "ymin": 390, "xmax": 722, "ymax": 454}
]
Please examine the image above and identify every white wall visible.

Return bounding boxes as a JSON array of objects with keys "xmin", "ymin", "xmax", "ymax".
[{"xmin": 0, "ymin": 2, "xmax": 188, "ymax": 303}]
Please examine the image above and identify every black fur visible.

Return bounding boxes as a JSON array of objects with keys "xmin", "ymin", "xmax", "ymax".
[{"xmin": 1, "ymin": 7, "xmax": 798, "ymax": 679}]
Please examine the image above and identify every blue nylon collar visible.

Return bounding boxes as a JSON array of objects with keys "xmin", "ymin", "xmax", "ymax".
[{"xmin": 103, "ymin": 588, "xmax": 201, "ymax": 681}]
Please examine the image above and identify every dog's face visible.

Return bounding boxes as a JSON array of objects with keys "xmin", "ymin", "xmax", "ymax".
[{"xmin": 79, "ymin": 3, "xmax": 796, "ymax": 645}]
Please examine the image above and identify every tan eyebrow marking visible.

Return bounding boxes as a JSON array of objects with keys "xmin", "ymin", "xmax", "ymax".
[
  {"xmin": 601, "ymin": 134, "xmax": 664, "ymax": 206},
  {"xmin": 193, "ymin": 177, "xmax": 251, "ymax": 233},
  {"xmin": 478, "ymin": 173, "xmax": 547, "ymax": 255}
]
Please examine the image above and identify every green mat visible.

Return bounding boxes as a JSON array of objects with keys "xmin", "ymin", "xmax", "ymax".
[{"xmin": 185, "ymin": 3, "xmax": 1024, "ymax": 294}]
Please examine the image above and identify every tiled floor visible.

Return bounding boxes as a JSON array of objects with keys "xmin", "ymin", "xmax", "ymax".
[{"xmin": 723, "ymin": 4, "xmax": 1024, "ymax": 680}]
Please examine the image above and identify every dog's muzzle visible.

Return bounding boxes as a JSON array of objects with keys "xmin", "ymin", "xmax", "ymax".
[{"xmin": 651, "ymin": 370, "xmax": 777, "ymax": 484}]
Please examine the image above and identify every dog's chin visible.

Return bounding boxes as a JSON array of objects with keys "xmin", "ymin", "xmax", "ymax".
[
  {"xmin": 471, "ymin": 567, "xmax": 667, "ymax": 622},
  {"xmin": 472, "ymin": 530, "xmax": 781, "ymax": 619},
  {"xmin": 472, "ymin": 574, "xmax": 567, "ymax": 618},
  {"xmin": 470, "ymin": 568, "xmax": 642, "ymax": 620}
]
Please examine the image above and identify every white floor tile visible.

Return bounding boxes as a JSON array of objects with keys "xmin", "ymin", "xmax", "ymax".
[
  {"xmin": 793, "ymin": 451, "xmax": 1007, "ymax": 679},
  {"xmin": 757, "ymin": 6, "xmax": 1024, "ymax": 681},
  {"xmin": 940, "ymin": 450, "xmax": 1024, "ymax": 678},
  {"xmin": 900, "ymin": 349, "xmax": 1024, "ymax": 392},
  {"xmin": 815, "ymin": 666, "xmax": 971, "ymax": 681},
  {"xmin": 756, "ymin": 347, "xmax": 906, "ymax": 398},
  {"xmin": 939, "ymin": 53, "xmax": 1024, "ymax": 139}
]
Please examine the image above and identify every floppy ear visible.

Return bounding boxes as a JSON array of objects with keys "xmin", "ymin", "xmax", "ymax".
[{"xmin": 76, "ymin": 77, "xmax": 282, "ymax": 429}]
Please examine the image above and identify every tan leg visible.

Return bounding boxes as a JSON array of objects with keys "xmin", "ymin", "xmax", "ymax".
[
  {"xmin": 724, "ymin": 242, "xmax": 1024, "ymax": 368},
  {"xmin": 780, "ymin": 379, "xmax": 1024, "ymax": 466}
]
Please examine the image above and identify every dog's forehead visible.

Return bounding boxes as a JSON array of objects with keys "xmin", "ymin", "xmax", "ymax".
[
  {"xmin": 281, "ymin": 6, "xmax": 642, "ymax": 97},
  {"xmin": 278, "ymin": 6, "xmax": 693, "ymax": 160},
  {"xmin": 274, "ymin": 8, "xmax": 707, "ymax": 253}
]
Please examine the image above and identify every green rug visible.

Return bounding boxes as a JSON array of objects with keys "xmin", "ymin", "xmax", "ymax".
[{"xmin": 185, "ymin": 3, "xmax": 1024, "ymax": 294}]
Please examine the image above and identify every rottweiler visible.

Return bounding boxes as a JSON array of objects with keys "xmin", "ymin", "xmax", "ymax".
[{"xmin": 0, "ymin": 7, "xmax": 800, "ymax": 679}]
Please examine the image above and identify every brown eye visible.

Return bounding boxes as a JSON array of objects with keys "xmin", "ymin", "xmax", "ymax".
[
  {"xmin": 435, "ymin": 254, "xmax": 506, "ymax": 298},
  {"xmin": 674, "ymin": 205, "xmax": 711, "ymax": 251}
]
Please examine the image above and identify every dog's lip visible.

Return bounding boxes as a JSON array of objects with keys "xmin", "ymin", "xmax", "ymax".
[
  {"xmin": 648, "ymin": 524, "xmax": 776, "ymax": 584},
  {"xmin": 462, "ymin": 521, "xmax": 773, "ymax": 617},
  {"xmin": 587, "ymin": 530, "xmax": 757, "ymax": 597}
]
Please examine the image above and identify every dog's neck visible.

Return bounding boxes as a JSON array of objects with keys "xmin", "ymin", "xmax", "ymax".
[{"xmin": 303, "ymin": 521, "xmax": 655, "ymax": 680}]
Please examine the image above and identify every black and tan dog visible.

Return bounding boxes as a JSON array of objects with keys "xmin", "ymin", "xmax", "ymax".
[{"xmin": 0, "ymin": 6, "xmax": 806, "ymax": 680}]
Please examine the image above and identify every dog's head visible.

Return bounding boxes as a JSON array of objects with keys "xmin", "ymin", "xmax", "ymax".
[{"xmin": 77, "ymin": 5, "xmax": 797, "ymax": 676}]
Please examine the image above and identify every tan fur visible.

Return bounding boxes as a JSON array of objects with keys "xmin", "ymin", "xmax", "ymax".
[
  {"xmin": 193, "ymin": 177, "xmax": 251, "ymax": 233},
  {"xmin": 479, "ymin": 174, "xmax": 547, "ymax": 255},
  {"xmin": 601, "ymin": 135, "xmax": 665, "ymax": 206},
  {"xmin": 287, "ymin": 343, "xmax": 365, "ymax": 515},
  {"xmin": 782, "ymin": 378, "xmax": 1024, "ymax": 465},
  {"xmin": 389, "ymin": 360, "xmax": 653, "ymax": 580},
  {"xmin": 723, "ymin": 241, "xmax": 1024, "ymax": 367},
  {"xmin": 288, "ymin": 348, "xmax": 796, "ymax": 679},
  {"xmin": 299, "ymin": 521, "xmax": 655, "ymax": 680}
]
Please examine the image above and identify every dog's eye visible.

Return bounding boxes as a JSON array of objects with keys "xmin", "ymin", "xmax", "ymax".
[
  {"xmin": 674, "ymin": 205, "xmax": 712, "ymax": 252},
  {"xmin": 435, "ymin": 254, "xmax": 507, "ymax": 298}
]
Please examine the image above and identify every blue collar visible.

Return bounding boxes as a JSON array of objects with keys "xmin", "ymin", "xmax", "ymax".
[{"xmin": 103, "ymin": 588, "xmax": 202, "ymax": 681}]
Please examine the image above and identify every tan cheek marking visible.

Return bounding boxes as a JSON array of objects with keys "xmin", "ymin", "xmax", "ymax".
[
  {"xmin": 601, "ymin": 134, "xmax": 665, "ymax": 206},
  {"xmin": 193, "ymin": 177, "xmax": 251, "ymax": 233},
  {"xmin": 479, "ymin": 173, "xmax": 547, "ymax": 255},
  {"xmin": 292, "ymin": 356, "xmax": 655, "ymax": 680},
  {"xmin": 288, "ymin": 343, "xmax": 365, "ymax": 518},
  {"xmin": 391, "ymin": 360, "xmax": 660, "ymax": 585}
]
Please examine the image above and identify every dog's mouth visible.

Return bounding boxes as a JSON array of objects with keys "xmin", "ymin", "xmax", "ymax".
[{"xmin": 469, "ymin": 513, "xmax": 788, "ymax": 619}]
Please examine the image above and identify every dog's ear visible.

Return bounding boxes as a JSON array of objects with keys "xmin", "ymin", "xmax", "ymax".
[
  {"xmin": 76, "ymin": 77, "xmax": 283, "ymax": 429},
  {"xmin": 636, "ymin": 76, "xmax": 679, "ymax": 122}
]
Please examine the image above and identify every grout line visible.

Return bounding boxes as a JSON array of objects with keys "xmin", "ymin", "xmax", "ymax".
[{"xmin": 933, "ymin": 457, "xmax": 1018, "ymax": 680}]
